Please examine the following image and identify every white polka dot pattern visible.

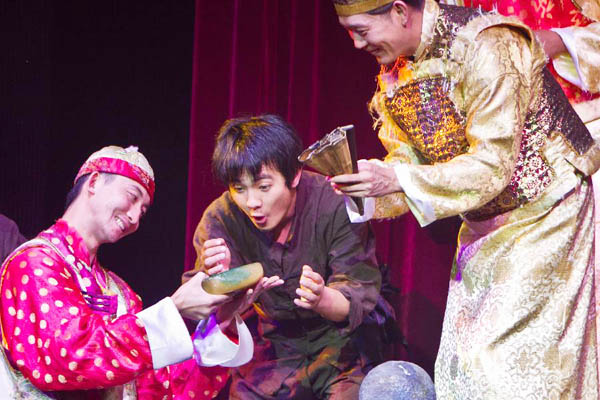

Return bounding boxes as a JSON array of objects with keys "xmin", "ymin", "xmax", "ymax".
[{"xmin": 0, "ymin": 223, "xmax": 183, "ymax": 395}]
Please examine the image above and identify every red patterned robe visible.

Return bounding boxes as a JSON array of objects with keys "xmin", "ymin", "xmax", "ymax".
[{"xmin": 0, "ymin": 219, "xmax": 228, "ymax": 399}]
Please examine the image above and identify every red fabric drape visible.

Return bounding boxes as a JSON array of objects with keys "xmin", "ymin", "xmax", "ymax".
[{"xmin": 186, "ymin": 0, "xmax": 459, "ymax": 376}]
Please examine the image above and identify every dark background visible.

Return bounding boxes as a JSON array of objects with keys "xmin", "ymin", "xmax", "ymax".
[{"xmin": 2, "ymin": 0, "xmax": 195, "ymax": 306}]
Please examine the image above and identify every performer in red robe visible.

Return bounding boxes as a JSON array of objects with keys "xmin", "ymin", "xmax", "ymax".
[{"xmin": 0, "ymin": 145, "xmax": 278, "ymax": 399}]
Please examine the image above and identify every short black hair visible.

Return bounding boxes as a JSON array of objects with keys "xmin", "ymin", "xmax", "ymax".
[
  {"xmin": 212, "ymin": 114, "xmax": 303, "ymax": 187},
  {"xmin": 64, "ymin": 172, "xmax": 115, "ymax": 211}
]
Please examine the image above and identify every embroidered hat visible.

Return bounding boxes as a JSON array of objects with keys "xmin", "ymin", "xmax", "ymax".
[
  {"xmin": 75, "ymin": 145, "xmax": 155, "ymax": 202},
  {"xmin": 332, "ymin": 0, "xmax": 394, "ymax": 16}
]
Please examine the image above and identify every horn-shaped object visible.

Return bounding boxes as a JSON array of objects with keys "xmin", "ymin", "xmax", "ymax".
[{"xmin": 298, "ymin": 125, "xmax": 363, "ymax": 213}]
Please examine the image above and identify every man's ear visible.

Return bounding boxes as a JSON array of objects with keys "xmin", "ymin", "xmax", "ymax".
[
  {"xmin": 86, "ymin": 171, "xmax": 101, "ymax": 195},
  {"xmin": 290, "ymin": 169, "xmax": 302, "ymax": 189},
  {"xmin": 392, "ymin": 1, "xmax": 409, "ymax": 26}
]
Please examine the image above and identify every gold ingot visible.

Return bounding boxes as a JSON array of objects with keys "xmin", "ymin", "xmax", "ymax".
[{"xmin": 202, "ymin": 262, "xmax": 264, "ymax": 295}]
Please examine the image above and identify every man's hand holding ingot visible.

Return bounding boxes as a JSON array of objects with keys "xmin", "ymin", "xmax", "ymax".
[
  {"xmin": 294, "ymin": 265, "xmax": 324, "ymax": 309},
  {"xmin": 171, "ymin": 271, "xmax": 231, "ymax": 321},
  {"xmin": 329, "ymin": 159, "xmax": 401, "ymax": 198},
  {"xmin": 202, "ymin": 238, "xmax": 231, "ymax": 275}
]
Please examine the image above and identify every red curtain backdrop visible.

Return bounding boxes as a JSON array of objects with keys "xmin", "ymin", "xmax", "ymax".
[{"xmin": 185, "ymin": 0, "xmax": 460, "ymax": 376}]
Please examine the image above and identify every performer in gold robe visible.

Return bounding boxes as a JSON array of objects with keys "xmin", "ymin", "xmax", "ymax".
[{"xmin": 330, "ymin": 0, "xmax": 600, "ymax": 397}]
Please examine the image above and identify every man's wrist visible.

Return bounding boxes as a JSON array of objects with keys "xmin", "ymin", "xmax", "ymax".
[
  {"xmin": 215, "ymin": 308, "xmax": 235, "ymax": 332},
  {"xmin": 314, "ymin": 287, "xmax": 349, "ymax": 322},
  {"xmin": 170, "ymin": 292, "xmax": 183, "ymax": 313}
]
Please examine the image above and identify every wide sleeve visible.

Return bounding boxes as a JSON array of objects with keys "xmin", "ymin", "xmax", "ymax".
[
  {"xmin": 552, "ymin": 22, "xmax": 600, "ymax": 93},
  {"xmin": 135, "ymin": 312, "xmax": 257, "ymax": 398},
  {"xmin": 325, "ymin": 200, "xmax": 381, "ymax": 331},
  {"xmin": 0, "ymin": 247, "xmax": 155, "ymax": 391},
  {"xmin": 395, "ymin": 26, "xmax": 534, "ymax": 226},
  {"xmin": 370, "ymin": 120, "xmax": 425, "ymax": 220}
]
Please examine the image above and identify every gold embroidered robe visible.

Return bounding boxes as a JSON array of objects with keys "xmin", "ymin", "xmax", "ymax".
[{"xmin": 370, "ymin": 1, "xmax": 600, "ymax": 398}]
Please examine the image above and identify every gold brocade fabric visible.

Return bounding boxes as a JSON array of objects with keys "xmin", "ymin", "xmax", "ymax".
[
  {"xmin": 369, "ymin": 0, "xmax": 600, "ymax": 398},
  {"xmin": 565, "ymin": 22, "xmax": 600, "ymax": 93},
  {"xmin": 575, "ymin": 0, "xmax": 600, "ymax": 21},
  {"xmin": 437, "ymin": 176, "xmax": 597, "ymax": 399}
]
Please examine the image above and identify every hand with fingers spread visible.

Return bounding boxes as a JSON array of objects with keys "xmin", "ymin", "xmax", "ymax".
[
  {"xmin": 202, "ymin": 238, "xmax": 231, "ymax": 275},
  {"xmin": 171, "ymin": 271, "xmax": 232, "ymax": 321},
  {"xmin": 329, "ymin": 159, "xmax": 401, "ymax": 198},
  {"xmin": 217, "ymin": 275, "xmax": 284, "ymax": 331},
  {"xmin": 294, "ymin": 265, "xmax": 350, "ymax": 322}
]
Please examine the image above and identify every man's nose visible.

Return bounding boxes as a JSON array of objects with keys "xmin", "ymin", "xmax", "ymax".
[
  {"xmin": 246, "ymin": 192, "xmax": 261, "ymax": 209},
  {"xmin": 353, "ymin": 33, "xmax": 367, "ymax": 50},
  {"xmin": 126, "ymin": 205, "xmax": 142, "ymax": 226}
]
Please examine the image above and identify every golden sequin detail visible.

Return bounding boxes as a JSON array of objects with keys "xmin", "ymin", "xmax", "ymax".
[{"xmin": 384, "ymin": 76, "xmax": 468, "ymax": 163}]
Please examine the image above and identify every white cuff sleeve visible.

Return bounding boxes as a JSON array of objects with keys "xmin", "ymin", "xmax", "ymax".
[
  {"xmin": 551, "ymin": 27, "xmax": 586, "ymax": 90},
  {"xmin": 136, "ymin": 297, "xmax": 194, "ymax": 369},
  {"xmin": 393, "ymin": 163, "xmax": 436, "ymax": 227},
  {"xmin": 192, "ymin": 314, "xmax": 253, "ymax": 367},
  {"xmin": 344, "ymin": 196, "xmax": 375, "ymax": 223}
]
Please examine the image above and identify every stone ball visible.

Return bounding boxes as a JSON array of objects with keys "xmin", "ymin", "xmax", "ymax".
[{"xmin": 359, "ymin": 361, "xmax": 436, "ymax": 400}]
